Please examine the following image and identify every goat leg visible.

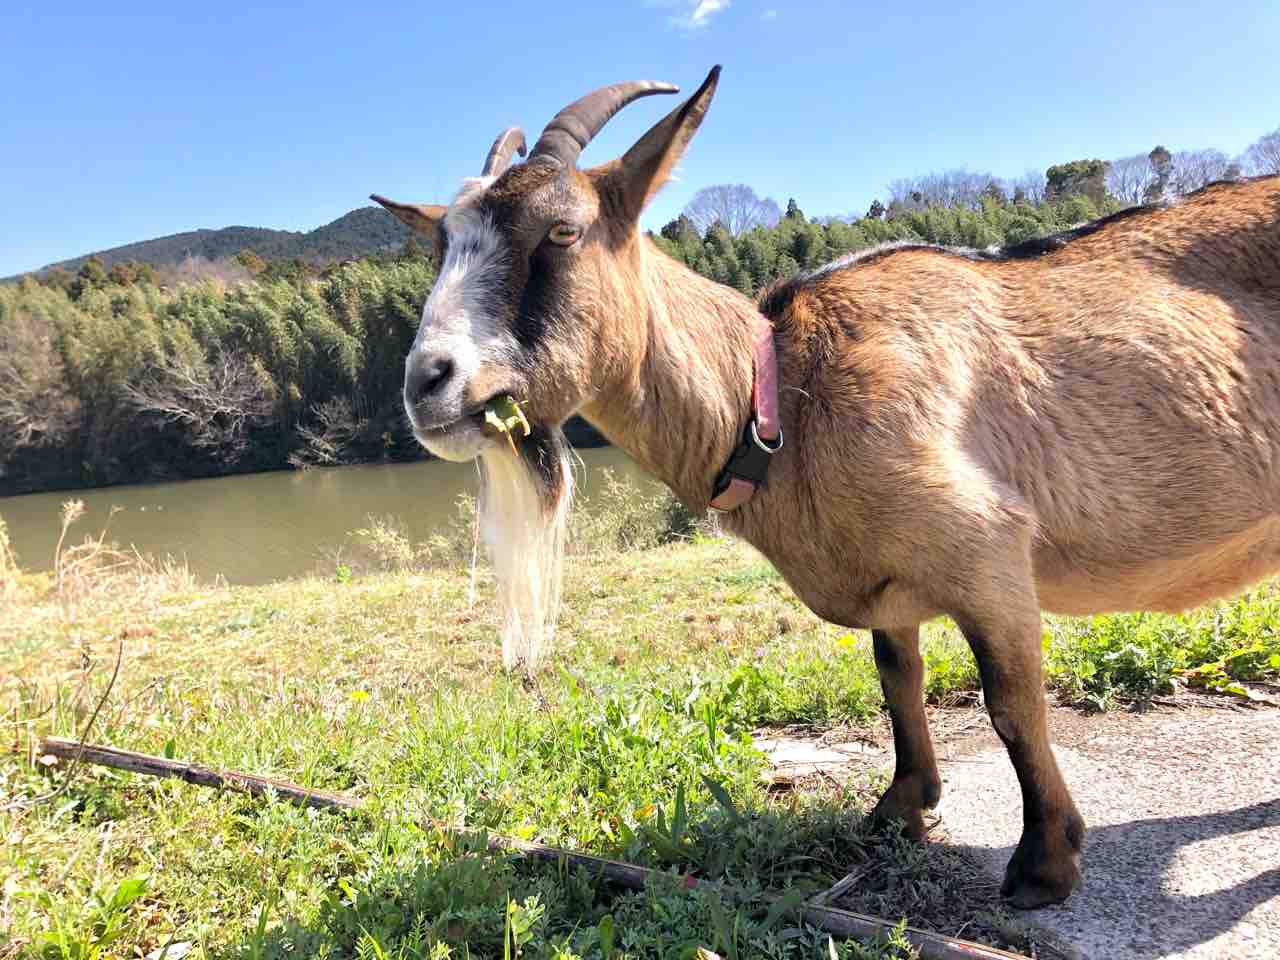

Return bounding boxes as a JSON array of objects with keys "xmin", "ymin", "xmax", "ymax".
[
  {"xmin": 959, "ymin": 607, "xmax": 1085, "ymax": 909},
  {"xmin": 869, "ymin": 625, "xmax": 942, "ymax": 839}
]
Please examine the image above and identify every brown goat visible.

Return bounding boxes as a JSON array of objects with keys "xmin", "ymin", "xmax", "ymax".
[{"xmin": 374, "ymin": 66, "xmax": 1280, "ymax": 909}]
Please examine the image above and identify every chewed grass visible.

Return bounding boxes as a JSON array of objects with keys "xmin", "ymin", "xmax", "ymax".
[{"xmin": 2, "ymin": 505, "xmax": 1278, "ymax": 958}]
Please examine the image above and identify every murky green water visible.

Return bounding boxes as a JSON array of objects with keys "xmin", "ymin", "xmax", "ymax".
[{"xmin": 0, "ymin": 447, "xmax": 653, "ymax": 585}]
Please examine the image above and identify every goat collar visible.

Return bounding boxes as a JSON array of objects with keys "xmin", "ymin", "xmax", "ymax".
[{"xmin": 709, "ymin": 318, "xmax": 782, "ymax": 512}]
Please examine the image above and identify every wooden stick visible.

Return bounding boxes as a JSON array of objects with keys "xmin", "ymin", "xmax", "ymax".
[
  {"xmin": 39, "ymin": 737, "xmax": 358, "ymax": 811},
  {"xmin": 36, "ymin": 737, "xmax": 1030, "ymax": 960},
  {"xmin": 807, "ymin": 866, "xmax": 869, "ymax": 906}
]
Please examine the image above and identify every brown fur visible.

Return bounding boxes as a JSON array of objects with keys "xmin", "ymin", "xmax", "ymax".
[{"xmin": 377, "ymin": 67, "xmax": 1280, "ymax": 907}]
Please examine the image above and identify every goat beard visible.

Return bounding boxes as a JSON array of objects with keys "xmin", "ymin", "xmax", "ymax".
[{"xmin": 477, "ymin": 425, "xmax": 574, "ymax": 674}]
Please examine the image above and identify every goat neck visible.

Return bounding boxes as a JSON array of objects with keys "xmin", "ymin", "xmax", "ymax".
[{"xmin": 581, "ymin": 239, "xmax": 766, "ymax": 512}]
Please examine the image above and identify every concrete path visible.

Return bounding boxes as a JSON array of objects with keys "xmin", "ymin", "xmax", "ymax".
[
  {"xmin": 934, "ymin": 704, "xmax": 1280, "ymax": 960},
  {"xmin": 757, "ymin": 701, "xmax": 1280, "ymax": 959}
]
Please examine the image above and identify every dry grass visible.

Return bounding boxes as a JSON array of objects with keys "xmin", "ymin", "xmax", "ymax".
[
  {"xmin": 0, "ymin": 514, "xmax": 17, "ymax": 605},
  {"xmin": 0, "ymin": 499, "xmax": 201, "ymax": 643},
  {"xmin": 335, "ymin": 469, "xmax": 710, "ymax": 580}
]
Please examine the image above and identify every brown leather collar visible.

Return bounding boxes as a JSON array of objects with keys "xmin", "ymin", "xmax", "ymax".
[{"xmin": 709, "ymin": 318, "xmax": 782, "ymax": 512}]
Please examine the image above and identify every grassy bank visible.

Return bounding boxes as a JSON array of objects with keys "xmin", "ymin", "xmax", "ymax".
[{"xmin": 2, "ymin": 501, "xmax": 1279, "ymax": 959}]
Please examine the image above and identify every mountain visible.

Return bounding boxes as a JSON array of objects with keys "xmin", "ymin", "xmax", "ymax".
[{"xmin": 24, "ymin": 207, "xmax": 414, "ymax": 276}]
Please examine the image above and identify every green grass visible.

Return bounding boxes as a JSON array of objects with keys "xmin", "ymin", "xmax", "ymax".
[
  {"xmin": 3, "ymin": 521, "xmax": 1278, "ymax": 959},
  {"xmin": 1044, "ymin": 590, "xmax": 1280, "ymax": 710}
]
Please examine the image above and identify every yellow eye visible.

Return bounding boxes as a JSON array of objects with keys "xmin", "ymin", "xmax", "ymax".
[{"xmin": 548, "ymin": 223, "xmax": 581, "ymax": 246}]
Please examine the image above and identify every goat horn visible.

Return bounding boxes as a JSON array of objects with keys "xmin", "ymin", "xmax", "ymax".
[
  {"xmin": 481, "ymin": 127, "xmax": 527, "ymax": 177},
  {"xmin": 528, "ymin": 80, "xmax": 680, "ymax": 168}
]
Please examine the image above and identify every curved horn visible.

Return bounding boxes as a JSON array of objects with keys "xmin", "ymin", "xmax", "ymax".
[
  {"xmin": 481, "ymin": 127, "xmax": 527, "ymax": 177},
  {"xmin": 528, "ymin": 80, "xmax": 680, "ymax": 168}
]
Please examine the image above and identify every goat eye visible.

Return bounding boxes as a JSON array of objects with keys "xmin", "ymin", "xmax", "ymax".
[{"xmin": 547, "ymin": 223, "xmax": 581, "ymax": 247}]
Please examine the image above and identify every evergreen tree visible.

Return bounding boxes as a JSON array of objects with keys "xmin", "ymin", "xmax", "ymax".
[
  {"xmin": 70, "ymin": 257, "xmax": 107, "ymax": 299},
  {"xmin": 235, "ymin": 249, "xmax": 268, "ymax": 276},
  {"xmin": 1045, "ymin": 160, "xmax": 1111, "ymax": 206},
  {"xmin": 660, "ymin": 214, "xmax": 698, "ymax": 243}
]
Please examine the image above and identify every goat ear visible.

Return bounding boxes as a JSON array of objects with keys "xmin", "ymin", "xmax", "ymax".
[
  {"xmin": 614, "ymin": 65, "xmax": 720, "ymax": 220},
  {"xmin": 370, "ymin": 194, "xmax": 447, "ymax": 252}
]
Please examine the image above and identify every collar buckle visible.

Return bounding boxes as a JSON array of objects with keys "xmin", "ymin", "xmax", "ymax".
[
  {"xmin": 708, "ymin": 316, "xmax": 781, "ymax": 514},
  {"xmin": 750, "ymin": 420, "xmax": 783, "ymax": 454}
]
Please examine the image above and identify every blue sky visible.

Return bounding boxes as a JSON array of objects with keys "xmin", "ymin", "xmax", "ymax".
[{"xmin": 2, "ymin": 0, "xmax": 1278, "ymax": 276}]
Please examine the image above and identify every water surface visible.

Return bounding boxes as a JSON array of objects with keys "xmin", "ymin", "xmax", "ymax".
[{"xmin": 0, "ymin": 447, "xmax": 654, "ymax": 585}]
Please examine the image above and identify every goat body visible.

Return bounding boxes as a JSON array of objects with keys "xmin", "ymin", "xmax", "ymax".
[{"xmin": 744, "ymin": 180, "xmax": 1280, "ymax": 629}]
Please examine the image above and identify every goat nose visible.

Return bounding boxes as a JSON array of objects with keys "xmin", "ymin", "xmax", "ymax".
[{"xmin": 406, "ymin": 351, "xmax": 456, "ymax": 406}]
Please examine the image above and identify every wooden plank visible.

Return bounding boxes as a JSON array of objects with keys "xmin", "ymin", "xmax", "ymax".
[{"xmin": 37, "ymin": 737, "xmax": 1032, "ymax": 960}]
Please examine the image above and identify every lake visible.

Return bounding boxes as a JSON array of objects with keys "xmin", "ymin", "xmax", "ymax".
[{"xmin": 0, "ymin": 447, "xmax": 655, "ymax": 585}]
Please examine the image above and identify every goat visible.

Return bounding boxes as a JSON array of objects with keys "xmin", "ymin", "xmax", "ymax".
[{"xmin": 373, "ymin": 66, "xmax": 1280, "ymax": 909}]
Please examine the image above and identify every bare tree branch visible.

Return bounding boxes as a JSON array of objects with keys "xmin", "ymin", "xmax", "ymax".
[
  {"xmin": 682, "ymin": 184, "xmax": 782, "ymax": 236},
  {"xmin": 886, "ymin": 169, "xmax": 1001, "ymax": 211},
  {"xmin": 122, "ymin": 349, "xmax": 273, "ymax": 454},
  {"xmin": 288, "ymin": 397, "xmax": 367, "ymax": 468},
  {"xmin": 1107, "ymin": 154, "xmax": 1156, "ymax": 207},
  {"xmin": 1243, "ymin": 128, "xmax": 1280, "ymax": 175},
  {"xmin": 1166, "ymin": 149, "xmax": 1233, "ymax": 197},
  {"xmin": 0, "ymin": 311, "xmax": 81, "ymax": 456},
  {"xmin": 1010, "ymin": 170, "xmax": 1046, "ymax": 205}
]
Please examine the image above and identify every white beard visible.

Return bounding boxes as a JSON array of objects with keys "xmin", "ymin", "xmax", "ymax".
[{"xmin": 477, "ymin": 432, "xmax": 574, "ymax": 673}]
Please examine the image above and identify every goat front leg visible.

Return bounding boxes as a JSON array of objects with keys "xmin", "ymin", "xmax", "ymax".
[
  {"xmin": 958, "ymin": 605, "xmax": 1085, "ymax": 909},
  {"xmin": 869, "ymin": 626, "xmax": 942, "ymax": 839}
]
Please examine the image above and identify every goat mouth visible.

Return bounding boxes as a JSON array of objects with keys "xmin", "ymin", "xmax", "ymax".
[{"xmin": 414, "ymin": 391, "xmax": 523, "ymax": 441}]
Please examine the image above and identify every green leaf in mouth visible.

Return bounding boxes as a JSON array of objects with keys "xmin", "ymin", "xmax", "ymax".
[{"xmin": 483, "ymin": 395, "xmax": 531, "ymax": 454}]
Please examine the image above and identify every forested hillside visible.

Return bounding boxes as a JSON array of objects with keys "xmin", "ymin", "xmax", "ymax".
[
  {"xmin": 650, "ymin": 192, "xmax": 1115, "ymax": 296},
  {"xmin": 23, "ymin": 207, "xmax": 413, "ymax": 279}
]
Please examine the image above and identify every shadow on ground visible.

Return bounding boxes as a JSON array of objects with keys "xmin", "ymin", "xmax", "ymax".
[{"xmin": 996, "ymin": 798, "xmax": 1280, "ymax": 959}]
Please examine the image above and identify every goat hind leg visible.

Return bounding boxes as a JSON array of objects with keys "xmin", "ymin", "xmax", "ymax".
[
  {"xmin": 869, "ymin": 626, "xmax": 942, "ymax": 839},
  {"xmin": 959, "ymin": 607, "xmax": 1085, "ymax": 909}
]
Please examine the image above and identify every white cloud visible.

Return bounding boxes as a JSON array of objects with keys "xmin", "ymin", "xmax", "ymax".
[
  {"xmin": 762, "ymin": 8, "xmax": 778, "ymax": 20},
  {"xmin": 649, "ymin": 0, "xmax": 732, "ymax": 31}
]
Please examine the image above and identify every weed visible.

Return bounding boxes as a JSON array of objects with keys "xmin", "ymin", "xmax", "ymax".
[
  {"xmin": 330, "ymin": 471, "xmax": 708, "ymax": 580},
  {"xmin": 570, "ymin": 469, "xmax": 709, "ymax": 555},
  {"xmin": 27, "ymin": 876, "xmax": 149, "ymax": 960},
  {"xmin": 1046, "ymin": 595, "xmax": 1280, "ymax": 707},
  {"xmin": 349, "ymin": 515, "xmax": 418, "ymax": 572}
]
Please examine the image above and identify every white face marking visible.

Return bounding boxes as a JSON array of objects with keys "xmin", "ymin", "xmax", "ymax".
[
  {"xmin": 414, "ymin": 202, "xmax": 508, "ymax": 383},
  {"xmin": 405, "ymin": 177, "xmax": 520, "ymax": 459},
  {"xmin": 417, "ymin": 421, "xmax": 490, "ymax": 462}
]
